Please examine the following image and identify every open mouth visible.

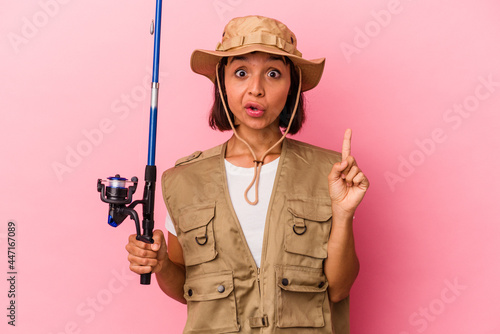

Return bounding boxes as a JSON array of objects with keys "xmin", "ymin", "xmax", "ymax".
[
  {"xmin": 245, "ymin": 104, "xmax": 265, "ymax": 117},
  {"xmin": 244, "ymin": 102, "xmax": 265, "ymax": 117}
]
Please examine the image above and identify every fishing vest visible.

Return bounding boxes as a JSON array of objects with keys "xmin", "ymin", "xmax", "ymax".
[{"xmin": 161, "ymin": 138, "xmax": 350, "ymax": 334}]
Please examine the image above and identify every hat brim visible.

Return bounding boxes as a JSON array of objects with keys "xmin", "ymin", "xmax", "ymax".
[{"xmin": 191, "ymin": 44, "xmax": 325, "ymax": 92}]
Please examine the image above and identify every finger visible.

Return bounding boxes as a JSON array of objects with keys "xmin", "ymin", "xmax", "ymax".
[
  {"xmin": 128, "ymin": 234, "xmax": 150, "ymax": 249},
  {"xmin": 129, "ymin": 231, "xmax": 164, "ymax": 251},
  {"xmin": 342, "ymin": 128, "xmax": 352, "ymax": 161},
  {"xmin": 128, "ymin": 253, "xmax": 158, "ymax": 267},
  {"xmin": 126, "ymin": 243, "xmax": 158, "ymax": 259},
  {"xmin": 344, "ymin": 165, "xmax": 360, "ymax": 186},
  {"xmin": 151, "ymin": 230, "xmax": 165, "ymax": 251},
  {"xmin": 353, "ymin": 172, "xmax": 370, "ymax": 190},
  {"xmin": 351, "ymin": 171, "xmax": 366, "ymax": 187},
  {"xmin": 328, "ymin": 160, "xmax": 349, "ymax": 182},
  {"xmin": 130, "ymin": 257, "xmax": 164, "ymax": 274},
  {"xmin": 340, "ymin": 156, "xmax": 356, "ymax": 179},
  {"xmin": 130, "ymin": 263, "xmax": 154, "ymax": 275}
]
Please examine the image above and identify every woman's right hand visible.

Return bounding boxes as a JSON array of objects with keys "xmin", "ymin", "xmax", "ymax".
[{"xmin": 126, "ymin": 229, "xmax": 168, "ymax": 275}]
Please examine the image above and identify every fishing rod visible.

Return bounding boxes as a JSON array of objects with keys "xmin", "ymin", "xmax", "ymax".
[{"xmin": 96, "ymin": 0, "xmax": 163, "ymax": 285}]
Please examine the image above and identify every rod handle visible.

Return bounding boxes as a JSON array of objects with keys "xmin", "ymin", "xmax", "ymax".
[
  {"xmin": 140, "ymin": 273, "xmax": 151, "ymax": 285},
  {"xmin": 136, "ymin": 232, "xmax": 154, "ymax": 285}
]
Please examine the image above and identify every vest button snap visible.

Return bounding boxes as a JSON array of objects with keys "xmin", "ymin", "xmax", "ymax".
[
  {"xmin": 217, "ymin": 285, "xmax": 225, "ymax": 293},
  {"xmin": 282, "ymin": 278, "xmax": 289, "ymax": 286},
  {"xmin": 188, "ymin": 289, "xmax": 193, "ymax": 296},
  {"xmin": 318, "ymin": 281, "xmax": 325, "ymax": 288}
]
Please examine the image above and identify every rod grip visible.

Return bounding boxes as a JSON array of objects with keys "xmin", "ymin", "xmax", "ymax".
[{"xmin": 140, "ymin": 273, "xmax": 151, "ymax": 285}]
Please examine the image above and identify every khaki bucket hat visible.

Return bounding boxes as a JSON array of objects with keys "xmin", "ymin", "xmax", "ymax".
[{"xmin": 190, "ymin": 15, "xmax": 326, "ymax": 91}]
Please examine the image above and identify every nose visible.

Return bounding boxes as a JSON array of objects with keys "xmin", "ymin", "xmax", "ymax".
[{"xmin": 248, "ymin": 74, "xmax": 265, "ymax": 97}]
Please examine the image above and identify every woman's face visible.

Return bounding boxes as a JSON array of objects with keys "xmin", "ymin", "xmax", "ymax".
[{"xmin": 224, "ymin": 52, "xmax": 291, "ymax": 134}]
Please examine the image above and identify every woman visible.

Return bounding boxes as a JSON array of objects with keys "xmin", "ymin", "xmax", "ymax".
[{"xmin": 126, "ymin": 15, "xmax": 369, "ymax": 333}]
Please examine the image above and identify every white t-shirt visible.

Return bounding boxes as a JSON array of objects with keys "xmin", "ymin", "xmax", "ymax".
[{"xmin": 165, "ymin": 157, "xmax": 279, "ymax": 267}]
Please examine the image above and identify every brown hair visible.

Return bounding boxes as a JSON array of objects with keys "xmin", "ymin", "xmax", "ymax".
[{"xmin": 208, "ymin": 56, "xmax": 306, "ymax": 134}]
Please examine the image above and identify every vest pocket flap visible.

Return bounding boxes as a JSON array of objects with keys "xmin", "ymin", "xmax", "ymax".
[
  {"xmin": 184, "ymin": 271, "xmax": 234, "ymax": 302},
  {"xmin": 276, "ymin": 266, "xmax": 329, "ymax": 328},
  {"xmin": 287, "ymin": 198, "xmax": 332, "ymax": 222},
  {"xmin": 276, "ymin": 266, "xmax": 329, "ymax": 293},
  {"xmin": 178, "ymin": 202, "xmax": 215, "ymax": 232},
  {"xmin": 285, "ymin": 198, "xmax": 332, "ymax": 259},
  {"xmin": 183, "ymin": 271, "xmax": 240, "ymax": 332}
]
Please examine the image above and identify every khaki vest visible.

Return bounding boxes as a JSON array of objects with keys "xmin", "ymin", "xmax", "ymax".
[{"xmin": 161, "ymin": 138, "xmax": 350, "ymax": 334}]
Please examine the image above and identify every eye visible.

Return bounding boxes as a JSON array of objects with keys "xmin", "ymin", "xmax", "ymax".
[
  {"xmin": 268, "ymin": 70, "xmax": 281, "ymax": 78},
  {"xmin": 235, "ymin": 69, "xmax": 247, "ymax": 78}
]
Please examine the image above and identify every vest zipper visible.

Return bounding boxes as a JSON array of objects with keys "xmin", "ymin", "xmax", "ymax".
[{"xmin": 257, "ymin": 267, "xmax": 261, "ymax": 296}]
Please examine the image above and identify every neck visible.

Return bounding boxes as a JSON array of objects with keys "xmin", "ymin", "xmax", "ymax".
[{"xmin": 226, "ymin": 125, "xmax": 284, "ymax": 167}]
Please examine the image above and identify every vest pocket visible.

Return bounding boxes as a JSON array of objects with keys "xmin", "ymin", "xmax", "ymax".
[
  {"xmin": 178, "ymin": 202, "xmax": 217, "ymax": 266},
  {"xmin": 183, "ymin": 271, "xmax": 240, "ymax": 333},
  {"xmin": 275, "ymin": 265, "xmax": 329, "ymax": 328},
  {"xmin": 285, "ymin": 198, "xmax": 332, "ymax": 259}
]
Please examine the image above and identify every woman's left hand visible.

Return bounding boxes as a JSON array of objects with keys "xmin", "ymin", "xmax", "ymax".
[{"xmin": 328, "ymin": 129, "xmax": 370, "ymax": 218}]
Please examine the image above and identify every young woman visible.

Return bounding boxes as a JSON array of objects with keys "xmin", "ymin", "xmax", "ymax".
[{"xmin": 126, "ymin": 15, "xmax": 369, "ymax": 334}]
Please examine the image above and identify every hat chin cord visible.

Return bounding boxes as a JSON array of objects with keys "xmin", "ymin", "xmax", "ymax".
[{"xmin": 215, "ymin": 62, "xmax": 302, "ymax": 205}]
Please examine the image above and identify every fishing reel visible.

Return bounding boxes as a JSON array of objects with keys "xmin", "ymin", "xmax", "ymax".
[{"xmin": 97, "ymin": 165, "xmax": 156, "ymax": 284}]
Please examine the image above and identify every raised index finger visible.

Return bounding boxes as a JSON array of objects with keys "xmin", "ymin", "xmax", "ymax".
[{"xmin": 342, "ymin": 128, "xmax": 352, "ymax": 161}]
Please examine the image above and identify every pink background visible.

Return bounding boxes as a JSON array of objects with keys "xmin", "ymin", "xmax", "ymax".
[{"xmin": 2, "ymin": 0, "xmax": 499, "ymax": 333}]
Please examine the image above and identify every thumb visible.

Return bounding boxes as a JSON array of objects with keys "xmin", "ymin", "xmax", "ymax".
[
  {"xmin": 151, "ymin": 229, "xmax": 165, "ymax": 251},
  {"xmin": 329, "ymin": 160, "xmax": 348, "ymax": 182}
]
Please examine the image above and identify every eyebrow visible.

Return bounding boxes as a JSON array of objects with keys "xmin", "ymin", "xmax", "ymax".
[{"xmin": 228, "ymin": 54, "xmax": 287, "ymax": 65}]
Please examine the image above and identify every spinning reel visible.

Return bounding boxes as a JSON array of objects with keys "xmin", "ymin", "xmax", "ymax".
[{"xmin": 97, "ymin": 166, "xmax": 156, "ymax": 285}]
